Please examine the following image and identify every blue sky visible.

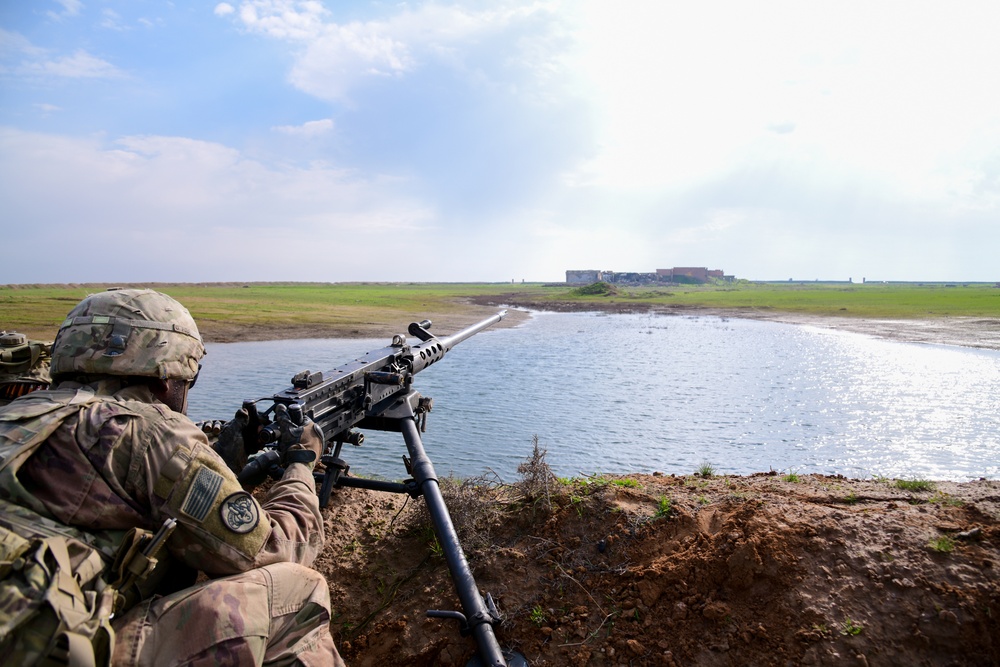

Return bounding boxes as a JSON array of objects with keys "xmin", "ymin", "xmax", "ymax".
[{"xmin": 2, "ymin": 1, "xmax": 999, "ymax": 283}]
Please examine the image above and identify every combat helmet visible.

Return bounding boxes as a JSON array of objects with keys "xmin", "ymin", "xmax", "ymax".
[{"xmin": 50, "ymin": 288, "xmax": 205, "ymax": 381}]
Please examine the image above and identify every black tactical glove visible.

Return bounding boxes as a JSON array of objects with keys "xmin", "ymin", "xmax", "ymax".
[
  {"xmin": 273, "ymin": 403, "xmax": 323, "ymax": 470},
  {"xmin": 212, "ymin": 408, "xmax": 250, "ymax": 474}
]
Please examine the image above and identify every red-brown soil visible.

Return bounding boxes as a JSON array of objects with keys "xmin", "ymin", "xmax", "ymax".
[{"xmin": 312, "ymin": 466, "xmax": 1000, "ymax": 666}]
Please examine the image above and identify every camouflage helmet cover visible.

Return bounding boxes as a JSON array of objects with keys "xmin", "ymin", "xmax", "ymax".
[{"xmin": 50, "ymin": 288, "xmax": 205, "ymax": 381}]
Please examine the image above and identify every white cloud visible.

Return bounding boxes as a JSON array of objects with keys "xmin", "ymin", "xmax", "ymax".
[
  {"xmin": 25, "ymin": 49, "xmax": 125, "ymax": 79},
  {"xmin": 214, "ymin": 3, "xmax": 236, "ymax": 18},
  {"xmin": 0, "ymin": 128, "xmax": 438, "ymax": 281},
  {"xmin": 217, "ymin": 1, "xmax": 568, "ymax": 103},
  {"xmin": 272, "ymin": 118, "xmax": 334, "ymax": 136},
  {"xmin": 47, "ymin": 0, "xmax": 83, "ymax": 21},
  {"xmin": 100, "ymin": 9, "xmax": 128, "ymax": 31}
]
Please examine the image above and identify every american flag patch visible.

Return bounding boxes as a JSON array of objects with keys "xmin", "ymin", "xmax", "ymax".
[{"xmin": 181, "ymin": 467, "xmax": 223, "ymax": 522}]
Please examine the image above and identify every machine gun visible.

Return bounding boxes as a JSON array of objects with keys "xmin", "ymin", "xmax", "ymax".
[{"xmin": 233, "ymin": 311, "xmax": 526, "ymax": 667}]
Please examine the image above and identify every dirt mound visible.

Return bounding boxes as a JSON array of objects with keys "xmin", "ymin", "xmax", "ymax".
[{"xmin": 311, "ymin": 463, "xmax": 1000, "ymax": 666}]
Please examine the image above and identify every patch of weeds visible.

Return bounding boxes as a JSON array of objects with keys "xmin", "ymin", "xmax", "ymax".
[
  {"xmin": 846, "ymin": 492, "xmax": 859, "ymax": 505},
  {"xmin": 896, "ymin": 478, "xmax": 936, "ymax": 492},
  {"xmin": 783, "ymin": 472, "xmax": 800, "ymax": 483},
  {"xmin": 930, "ymin": 491, "xmax": 963, "ymax": 507},
  {"xmin": 697, "ymin": 495, "xmax": 709, "ymax": 505},
  {"xmin": 654, "ymin": 496, "xmax": 673, "ymax": 519},
  {"xmin": 612, "ymin": 478, "xmax": 641, "ymax": 488},
  {"xmin": 812, "ymin": 622, "xmax": 831, "ymax": 637},
  {"xmin": 529, "ymin": 605, "xmax": 547, "ymax": 626},
  {"xmin": 840, "ymin": 617, "xmax": 864, "ymax": 636},
  {"xmin": 696, "ymin": 461, "xmax": 716, "ymax": 478},
  {"xmin": 873, "ymin": 474, "xmax": 891, "ymax": 484},
  {"xmin": 570, "ymin": 494, "xmax": 585, "ymax": 517},
  {"xmin": 428, "ymin": 535, "xmax": 443, "ymax": 557},
  {"xmin": 580, "ymin": 474, "xmax": 610, "ymax": 490},
  {"xmin": 929, "ymin": 535, "xmax": 955, "ymax": 553},
  {"xmin": 517, "ymin": 435, "xmax": 557, "ymax": 511}
]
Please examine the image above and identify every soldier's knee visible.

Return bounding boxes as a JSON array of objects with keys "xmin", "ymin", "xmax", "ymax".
[{"xmin": 261, "ymin": 562, "xmax": 331, "ymax": 609}]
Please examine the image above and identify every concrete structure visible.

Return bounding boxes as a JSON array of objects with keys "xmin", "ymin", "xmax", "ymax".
[
  {"xmin": 566, "ymin": 270, "xmax": 604, "ymax": 284},
  {"xmin": 567, "ymin": 267, "xmax": 733, "ymax": 285}
]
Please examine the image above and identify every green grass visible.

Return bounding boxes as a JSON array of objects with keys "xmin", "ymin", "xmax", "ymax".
[
  {"xmin": 654, "ymin": 496, "xmax": 673, "ymax": 519},
  {"xmin": 546, "ymin": 281, "xmax": 1000, "ymax": 319},
  {"xmin": 840, "ymin": 617, "xmax": 864, "ymax": 636},
  {"xmin": 895, "ymin": 479, "xmax": 936, "ymax": 492},
  {"xmin": 4, "ymin": 281, "xmax": 997, "ymax": 341},
  {"xmin": 695, "ymin": 461, "xmax": 716, "ymax": 478},
  {"xmin": 929, "ymin": 535, "xmax": 955, "ymax": 553},
  {"xmin": 529, "ymin": 605, "xmax": 547, "ymax": 626}
]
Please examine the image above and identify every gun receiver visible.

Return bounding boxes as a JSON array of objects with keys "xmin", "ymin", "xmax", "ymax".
[{"xmin": 235, "ymin": 310, "xmax": 525, "ymax": 667}]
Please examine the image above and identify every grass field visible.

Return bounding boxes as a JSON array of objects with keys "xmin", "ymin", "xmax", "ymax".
[{"xmin": 2, "ymin": 281, "xmax": 998, "ymax": 341}]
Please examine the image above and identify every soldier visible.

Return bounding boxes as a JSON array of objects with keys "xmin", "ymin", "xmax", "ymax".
[
  {"xmin": 0, "ymin": 331, "xmax": 52, "ymax": 406},
  {"xmin": 0, "ymin": 288, "xmax": 344, "ymax": 666}
]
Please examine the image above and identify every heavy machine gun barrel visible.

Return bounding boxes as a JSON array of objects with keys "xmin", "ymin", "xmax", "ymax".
[{"xmin": 234, "ymin": 310, "xmax": 526, "ymax": 667}]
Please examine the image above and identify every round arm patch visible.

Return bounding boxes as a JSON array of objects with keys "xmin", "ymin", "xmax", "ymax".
[{"xmin": 220, "ymin": 492, "xmax": 260, "ymax": 534}]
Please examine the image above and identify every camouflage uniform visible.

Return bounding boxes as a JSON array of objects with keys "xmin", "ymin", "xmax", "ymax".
[
  {"xmin": 0, "ymin": 290, "xmax": 344, "ymax": 666},
  {"xmin": 0, "ymin": 332, "xmax": 52, "ymax": 406}
]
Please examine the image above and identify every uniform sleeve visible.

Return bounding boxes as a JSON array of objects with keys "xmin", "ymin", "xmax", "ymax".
[{"xmin": 136, "ymin": 414, "xmax": 325, "ymax": 576}]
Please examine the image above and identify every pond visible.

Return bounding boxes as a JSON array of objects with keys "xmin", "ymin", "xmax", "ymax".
[{"xmin": 188, "ymin": 311, "xmax": 1000, "ymax": 482}]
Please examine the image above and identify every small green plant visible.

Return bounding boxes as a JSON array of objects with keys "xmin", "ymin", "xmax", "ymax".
[
  {"xmin": 929, "ymin": 535, "xmax": 955, "ymax": 553},
  {"xmin": 840, "ymin": 617, "xmax": 864, "ymax": 636},
  {"xmin": 783, "ymin": 472, "xmax": 800, "ymax": 483},
  {"xmin": 845, "ymin": 492, "xmax": 858, "ymax": 505},
  {"xmin": 696, "ymin": 461, "xmax": 716, "ymax": 478},
  {"xmin": 930, "ymin": 492, "xmax": 963, "ymax": 507},
  {"xmin": 697, "ymin": 495, "xmax": 709, "ymax": 505},
  {"xmin": 895, "ymin": 478, "xmax": 936, "ymax": 492},
  {"xmin": 812, "ymin": 622, "xmax": 830, "ymax": 636},
  {"xmin": 654, "ymin": 496, "xmax": 673, "ymax": 518},
  {"xmin": 428, "ymin": 535, "xmax": 443, "ymax": 557},
  {"xmin": 529, "ymin": 605, "xmax": 547, "ymax": 626},
  {"xmin": 612, "ymin": 478, "xmax": 641, "ymax": 488}
]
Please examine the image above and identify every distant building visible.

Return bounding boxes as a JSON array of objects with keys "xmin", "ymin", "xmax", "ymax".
[
  {"xmin": 566, "ymin": 270, "xmax": 604, "ymax": 284},
  {"xmin": 567, "ymin": 266, "xmax": 733, "ymax": 285}
]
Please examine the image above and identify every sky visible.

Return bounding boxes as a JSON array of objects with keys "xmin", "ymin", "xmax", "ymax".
[{"xmin": 1, "ymin": 0, "xmax": 999, "ymax": 283}]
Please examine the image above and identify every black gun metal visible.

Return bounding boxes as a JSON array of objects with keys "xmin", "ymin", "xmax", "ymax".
[{"xmin": 236, "ymin": 311, "xmax": 526, "ymax": 667}]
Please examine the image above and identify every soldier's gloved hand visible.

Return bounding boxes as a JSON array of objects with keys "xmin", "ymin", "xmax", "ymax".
[
  {"xmin": 213, "ymin": 408, "xmax": 250, "ymax": 475},
  {"xmin": 274, "ymin": 404, "xmax": 323, "ymax": 470}
]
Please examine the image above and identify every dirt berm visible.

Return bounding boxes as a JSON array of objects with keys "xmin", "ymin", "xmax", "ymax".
[{"xmin": 306, "ymin": 453, "xmax": 999, "ymax": 667}]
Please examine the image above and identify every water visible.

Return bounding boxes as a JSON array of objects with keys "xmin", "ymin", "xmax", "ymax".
[{"xmin": 188, "ymin": 311, "xmax": 1000, "ymax": 482}]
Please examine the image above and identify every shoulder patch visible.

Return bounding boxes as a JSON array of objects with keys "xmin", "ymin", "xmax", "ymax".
[
  {"xmin": 180, "ymin": 466, "xmax": 224, "ymax": 522},
  {"xmin": 219, "ymin": 492, "xmax": 260, "ymax": 534}
]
